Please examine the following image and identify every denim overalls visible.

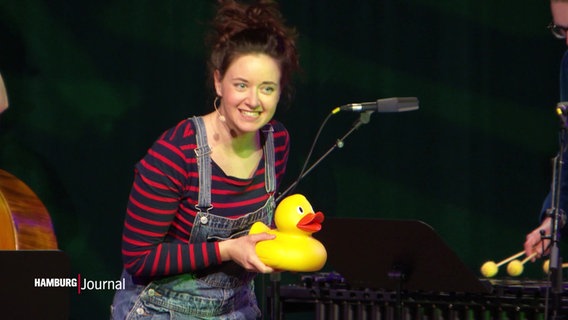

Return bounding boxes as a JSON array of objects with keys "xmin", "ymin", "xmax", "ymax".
[{"xmin": 111, "ymin": 116, "xmax": 276, "ymax": 319}]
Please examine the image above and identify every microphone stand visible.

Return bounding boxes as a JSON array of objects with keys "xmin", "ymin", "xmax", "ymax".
[
  {"xmin": 545, "ymin": 118, "xmax": 567, "ymax": 320},
  {"xmin": 268, "ymin": 111, "xmax": 373, "ymax": 320},
  {"xmin": 276, "ymin": 111, "xmax": 373, "ymax": 203}
]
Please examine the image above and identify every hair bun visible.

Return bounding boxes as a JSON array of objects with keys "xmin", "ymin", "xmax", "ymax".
[{"xmin": 211, "ymin": 0, "xmax": 286, "ymax": 47}]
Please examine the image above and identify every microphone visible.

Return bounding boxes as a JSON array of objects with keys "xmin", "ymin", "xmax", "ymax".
[{"xmin": 332, "ymin": 97, "xmax": 419, "ymax": 114}]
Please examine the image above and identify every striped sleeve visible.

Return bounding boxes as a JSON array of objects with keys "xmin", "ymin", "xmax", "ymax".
[
  {"xmin": 272, "ymin": 120, "xmax": 290, "ymax": 189},
  {"xmin": 121, "ymin": 121, "xmax": 221, "ymax": 277}
]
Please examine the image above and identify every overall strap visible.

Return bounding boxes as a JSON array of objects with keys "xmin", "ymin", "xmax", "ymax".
[
  {"xmin": 191, "ymin": 116, "xmax": 213, "ymax": 213},
  {"xmin": 262, "ymin": 124, "xmax": 276, "ymax": 193}
]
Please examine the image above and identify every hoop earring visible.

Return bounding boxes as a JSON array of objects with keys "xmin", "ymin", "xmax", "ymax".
[{"xmin": 213, "ymin": 96, "xmax": 226, "ymax": 122}]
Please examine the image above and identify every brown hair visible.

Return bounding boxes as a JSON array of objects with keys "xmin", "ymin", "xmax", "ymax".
[{"xmin": 207, "ymin": 0, "xmax": 300, "ymax": 102}]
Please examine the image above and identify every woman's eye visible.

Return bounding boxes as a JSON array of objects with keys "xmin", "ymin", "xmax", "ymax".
[{"xmin": 262, "ymin": 86, "xmax": 275, "ymax": 94}]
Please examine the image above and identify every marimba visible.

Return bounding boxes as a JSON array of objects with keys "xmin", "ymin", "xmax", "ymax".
[{"xmin": 273, "ymin": 273, "xmax": 568, "ymax": 320}]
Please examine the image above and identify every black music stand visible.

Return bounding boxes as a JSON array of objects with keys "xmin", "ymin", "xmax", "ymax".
[
  {"xmin": 0, "ymin": 250, "xmax": 71, "ymax": 320},
  {"xmin": 314, "ymin": 217, "xmax": 491, "ymax": 294}
]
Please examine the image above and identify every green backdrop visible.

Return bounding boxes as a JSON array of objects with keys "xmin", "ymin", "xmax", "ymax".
[{"xmin": 0, "ymin": 1, "xmax": 566, "ymax": 318}]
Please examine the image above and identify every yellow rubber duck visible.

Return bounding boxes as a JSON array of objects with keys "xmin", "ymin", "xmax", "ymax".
[{"xmin": 249, "ymin": 194, "xmax": 327, "ymax": 272}]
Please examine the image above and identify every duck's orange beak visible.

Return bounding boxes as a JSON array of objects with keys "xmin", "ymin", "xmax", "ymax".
[{"xmin": 297, "ymin": 212, "xmax": 324, "ymax": 233}]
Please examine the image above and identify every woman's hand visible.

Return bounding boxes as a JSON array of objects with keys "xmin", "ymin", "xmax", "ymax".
[
  {"xmin": 218, "ymin": 233, "xmax": 276, "ymax": 273},
  {"xmin": 524, "ymin": 217, "xmax": 552, "ymax": 262}
]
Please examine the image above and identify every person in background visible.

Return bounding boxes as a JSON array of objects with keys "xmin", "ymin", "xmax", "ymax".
[
  {"xmin": 0, "ymin": 73, "xmax": 8, "ymax": 114},
  {"xmin": 110, "ymin": 0, "xmax": 299, "ymax": 318},
  {"xmin": 524, "ymin": 0, "xmax": 568, "ymax": 260}
]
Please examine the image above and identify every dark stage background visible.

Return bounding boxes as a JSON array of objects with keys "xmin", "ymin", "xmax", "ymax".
[{"xmin": 1, "ymin": 1, "xmax": 567, "ymax": 318}]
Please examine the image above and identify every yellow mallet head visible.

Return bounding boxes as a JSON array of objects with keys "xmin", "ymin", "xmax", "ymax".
[
  {"xmin": 481, "ymin": 261, "xmax": 498, "ymax": 278},
  {"xmin": 507, "ymin": 260, "xmax": 524, "ymax": 277}
]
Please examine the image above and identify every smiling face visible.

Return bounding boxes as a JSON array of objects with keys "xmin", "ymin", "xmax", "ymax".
[{"xmin": 214, "ymin": 53, "xmax": 281, "ymax": 135}]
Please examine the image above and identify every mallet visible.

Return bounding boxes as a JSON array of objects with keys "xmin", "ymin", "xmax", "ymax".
[{"xmin": 481, "ymin": 251, "xmax": 525, "ymax": 278}]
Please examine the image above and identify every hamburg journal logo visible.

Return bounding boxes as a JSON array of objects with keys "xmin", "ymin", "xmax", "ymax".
[{"xmin": 34, "ymin": 274, "xmax": 125, "ymax": 294}]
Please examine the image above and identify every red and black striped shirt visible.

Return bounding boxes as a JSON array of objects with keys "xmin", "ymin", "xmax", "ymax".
[{"xmin": 121, "ymin": 117, "xmax": 290, "ymax": 277}]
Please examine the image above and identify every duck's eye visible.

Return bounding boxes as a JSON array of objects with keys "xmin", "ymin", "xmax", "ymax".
[{"xmin": 296, "ymin": 206, "xmax": 304, "ymax": 215}]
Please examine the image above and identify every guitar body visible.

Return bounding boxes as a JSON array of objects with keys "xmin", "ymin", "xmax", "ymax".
[{"xmin": 0, "ymin": 169, "xmax": 57, "ymax": 249}]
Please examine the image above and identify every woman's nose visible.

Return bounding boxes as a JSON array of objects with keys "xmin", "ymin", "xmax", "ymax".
[{"xmin": 246, "ymin": 89, "xmax": 259, "ymax": 107}]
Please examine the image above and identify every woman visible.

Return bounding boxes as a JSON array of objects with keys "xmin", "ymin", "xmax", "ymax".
[{"xmin": 110, "ymin": 0, "xmax": 299, "ymax": 318}]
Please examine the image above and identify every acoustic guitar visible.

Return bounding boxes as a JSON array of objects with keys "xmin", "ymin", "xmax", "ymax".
[{"xmin": 0, "ymin": 169, "xmax": 58, "ymax": 249}]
